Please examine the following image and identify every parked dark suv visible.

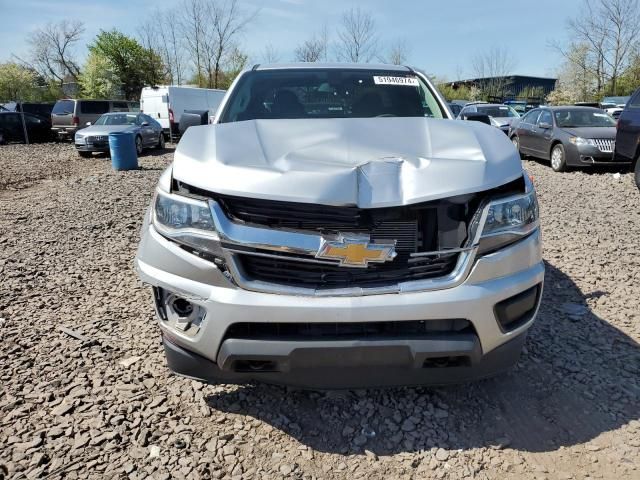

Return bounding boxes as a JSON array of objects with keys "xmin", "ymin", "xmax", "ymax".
[
  {"xmin": 614, "ymin": 88, "xmax": 640, "ymax": 190},
  {"xmin": 0, "ymin": 111, "xmax": 53, "ymax": 144}
]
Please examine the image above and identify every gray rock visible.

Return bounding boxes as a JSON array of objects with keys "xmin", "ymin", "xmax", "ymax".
[
  {"xmin": 435, "ymin": 448, "xmax": 449, "ymax": 461},
  {"xmin": 401, "ymin": 419, "xmax": 416, "ymax": 432}
]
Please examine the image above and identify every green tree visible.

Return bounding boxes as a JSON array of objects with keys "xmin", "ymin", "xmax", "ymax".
[
  {"xmin": 88, "ymin": 30, "xmax": 165, "ymax": 100},
  {"xmin": 78, "ymin": 51, "xmax": 120, "ymax": 99},
  {"xmin": 0, "ymin": 62, "xmax": 39, "ymax": 101}
]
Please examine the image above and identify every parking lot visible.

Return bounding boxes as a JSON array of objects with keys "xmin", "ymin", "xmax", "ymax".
[{"xmin": 0, "ymin": 143, "xmax": 638, "ymax": 480}]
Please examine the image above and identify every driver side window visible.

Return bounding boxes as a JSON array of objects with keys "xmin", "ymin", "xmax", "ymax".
[{"xmin": 538, "ymin": 110, "xmax": 552, "ymax": 126}]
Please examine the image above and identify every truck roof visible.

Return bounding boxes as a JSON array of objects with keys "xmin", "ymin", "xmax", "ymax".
[{"xmin": 253, "ymin": 62, "xmax": 413, "ymax": 72}]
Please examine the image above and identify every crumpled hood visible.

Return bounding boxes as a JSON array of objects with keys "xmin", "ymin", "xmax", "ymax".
[{"xmin": 172, "ymin": 117, "xmax": 523, "ymax": 208}]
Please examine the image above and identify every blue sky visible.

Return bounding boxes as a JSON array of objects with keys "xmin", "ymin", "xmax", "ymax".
[{"xmin": 0, "ymin": 0, "xmax": 579, "ymax": 79}]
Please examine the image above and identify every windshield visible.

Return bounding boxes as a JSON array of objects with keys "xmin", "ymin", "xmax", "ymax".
[
  {"xmin": 219, "ymin": 68, "xmax": 446, "ymax": 122},
  {"xmin": 94, "ymin": 114, "xmax": 138, "ymax": 126},
  {"xmin": 554, "ymin": 109, "xmax": 616, "ymax": 128},
  {"xmin": 602, "ymin": 96, "xmax": 630, "ymax": 105},
  {"xmin": 476, "ymin": 105, "xmax": 520, "ymax": 118},
  {"xmin": 52, "ymin": 100, "xmax": 75, "ymax": 114}
]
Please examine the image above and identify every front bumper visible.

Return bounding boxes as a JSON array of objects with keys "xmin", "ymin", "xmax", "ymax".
[
  {"xmin": 52, "ymin": 127, "xmax": 78, "ymax": 139},
  {"xmin": 136, "ymin": 222, "xmax": 544, "ymax": 388},
  {"xmin": 75, "ymin": 142, "xmax": 109, "ymax": 152},
  {"xmin": 162, "ymin": 330, "xmax": 528, "ymax": 389},
  {"xmin": 570, "ymin": 143, "xmax": 631, "ymax": 165}
]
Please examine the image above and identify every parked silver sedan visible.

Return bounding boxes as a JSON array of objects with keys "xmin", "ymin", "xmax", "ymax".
[
  {"xmin": 458, "ymin": 102, "xmax": 521, "ymax": 134},
  {"xmin": 74, "ymin": 112, "xmax": 164, "ymax": 157}
]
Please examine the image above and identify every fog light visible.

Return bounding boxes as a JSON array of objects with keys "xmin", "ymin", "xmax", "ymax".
[
  {"xmin": 172, "ymin": 297, "xmax": 194, "ymax": 317},
  {"xmin": 153, "ymin": 288, "xmax": 206, "ymax": 336},
  {"xmin": 494, "ymin": 284, "xmax": 541, "ymax": 332}
]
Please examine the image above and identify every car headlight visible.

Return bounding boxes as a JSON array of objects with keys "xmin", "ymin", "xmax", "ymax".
[
  {"xmin": 477, "ymin": 189, "xmax": 539, "ymax": 254},
  {"xmin": 152, "ymin": 190, "xmax": 221, "ymax": 255},
  {"xmin": 569, "ymin": 137, "xmax": 595, "ymax": 146},
  {"xmin": 75, "ymin": 133, "xmax": 83, "ymax": 141}
]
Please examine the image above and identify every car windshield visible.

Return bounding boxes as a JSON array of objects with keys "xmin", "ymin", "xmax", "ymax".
[
  {"xmin": 554, "ymin": 109, "xmax": 616, "ymax": 128},
  {"xmin": 94, "ymin": 114, "xmax": 138, "ymax": 126},
  {"xmin": 476, "ymin": 105, "xmax": 520, "ymax": 118},
  {"xmin": 52, "ymin": 100, "xmax": 74, "ymax": 114},
  {"xmin": 219, "ymin": 68, "xmax": 446, "ymax": 122}
]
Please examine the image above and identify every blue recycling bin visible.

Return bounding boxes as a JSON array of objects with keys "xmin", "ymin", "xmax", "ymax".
[{"xmin": 109, "ymin": 132, "xmax": 138, "ymax": 171}]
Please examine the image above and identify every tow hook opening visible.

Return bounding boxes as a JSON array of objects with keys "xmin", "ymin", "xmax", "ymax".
[
  {"xmin": 422, "ymin": 356, "xmax": 471, "ymax": 368},
  {"xmin": 233, "ymin": 360, "xmax": 280, "ymax": 372}
]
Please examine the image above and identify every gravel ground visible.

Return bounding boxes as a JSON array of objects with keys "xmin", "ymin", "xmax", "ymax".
[{"xmin": 0, "ymin": 143, "xmax": 638, "ymax": 480}]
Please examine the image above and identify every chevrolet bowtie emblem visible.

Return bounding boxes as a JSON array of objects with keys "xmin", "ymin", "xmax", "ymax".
[{"xmin": 316, "ymin": 234, "xmax": 397, "ymax": 268}]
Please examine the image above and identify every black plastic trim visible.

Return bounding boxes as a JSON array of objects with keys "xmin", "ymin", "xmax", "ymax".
[{"xmin": 161, "ymin": 332, "xmax": 527, "ymax": 389}]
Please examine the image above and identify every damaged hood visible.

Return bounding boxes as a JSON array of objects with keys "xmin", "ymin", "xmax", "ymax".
[{"xmin": 172, "ymin": 117, "xmax": 523, "ymax": 208}]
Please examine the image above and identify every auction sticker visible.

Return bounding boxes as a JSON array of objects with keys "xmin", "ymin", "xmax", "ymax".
[{"xmin": 373, "ymin": 76, "xmax": 419, "ymax": 86}]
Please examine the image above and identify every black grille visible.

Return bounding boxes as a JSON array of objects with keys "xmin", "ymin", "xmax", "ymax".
[
  {"xmin": 224, "ymin": 319, "xmax": 472, "ymax": 341},
  {"xmin": 237, "ymin": 252, "xmax": 459, "ymax": 289},
  {"xmin": 218, "ymin": 194, "xmax": 363, "ymax": 230}
]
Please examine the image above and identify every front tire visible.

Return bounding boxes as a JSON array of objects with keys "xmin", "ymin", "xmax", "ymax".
[
  {"xmin": 135, "ymin": 135, "xmax": 143, "ymax": 155},
  {"xmin": 634, "ymin": 158, "xmax": 640, "ymax": 191},
  {"xmin": 550, "ymin": 143, "xmax": 568, "ymax": 172},
  {"xmin": 156, "ymin": 133, "xmax": 165, "ymax": 150}
]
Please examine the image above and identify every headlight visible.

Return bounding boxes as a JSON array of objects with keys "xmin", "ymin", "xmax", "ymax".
[
  {"xmin": 569, "ymin": 137, "xmax": 595, "ymax": 146},
  {"xmin": 477, "ymin": 189, "xmax": 539, "ymax": 254},
  {"xmin": 152, "ymin": 190, "xmax": 221, "ymax": 255},
  {"xmin": 75, "ymin": 133, "xmax": 83, "ymax": 141}
]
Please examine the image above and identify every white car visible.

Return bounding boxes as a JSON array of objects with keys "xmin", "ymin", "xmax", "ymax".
[{"xmin": 135, "ymin": 63, "xmax": 543, "ymax": 388}]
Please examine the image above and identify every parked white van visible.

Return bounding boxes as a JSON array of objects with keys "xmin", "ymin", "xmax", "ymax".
[{"xmin": 140, "ymin": 86, "xmax": 226, "ymax": 138}]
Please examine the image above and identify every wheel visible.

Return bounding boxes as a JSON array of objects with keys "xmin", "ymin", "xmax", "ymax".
[
  {"xmin": 156, "ymin": 133, "xmax": 165, "ymax": 149},
  {"xmin": 78, "ymin": 151, "xmax": 92, "ymax": 158},
  {"xmin": 550, "ymin": 143, "xmax": 568, "ymax": 172},
  {"xmin": 135, "ymin": 135, "xmax": 143, "ymax": 155},
  {"xmin": 634, "ymin": 159, "xmax": 640, "ymax": 191}
]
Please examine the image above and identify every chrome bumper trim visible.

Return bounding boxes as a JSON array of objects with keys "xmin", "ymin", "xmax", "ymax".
[{"xmin": 209, "ymin": 200, "xmax": 322, "ymax": 256}]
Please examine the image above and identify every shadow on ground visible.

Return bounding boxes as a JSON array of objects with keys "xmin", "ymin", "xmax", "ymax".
[{"xmin": 206, "ymin": 261, "xmax": 639, "ymax": 455}]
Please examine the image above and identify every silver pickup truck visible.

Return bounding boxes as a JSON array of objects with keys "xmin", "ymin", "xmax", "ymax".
[{"xmin": 135, "ymin": 63, "xmax": 544, "ymax": 389}]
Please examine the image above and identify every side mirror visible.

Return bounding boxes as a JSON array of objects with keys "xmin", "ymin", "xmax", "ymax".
[
  {"xmin": 85, "ymin": 121, "xmax": 92, "ymax": 126},
  {"xmin": 179, "ymin": 110, "xmax": 208, "ymax": 134},
  {"xmin": 538, "ymin": 121, "xmax": 552, "ymax": 129},
  {"xmin": 141, "ymin": 121, "xmax": 150, "ymax": 126},
  {"xmin": 461, "ymin": 113, "xmax": 492, "ymax": 125}
]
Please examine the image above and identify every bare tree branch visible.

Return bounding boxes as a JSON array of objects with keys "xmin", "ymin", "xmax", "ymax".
[
  {"xmin": 386, "ymin": 38, "xmax": 410, "ymax": 65},
  {"xmin": 556, "ymin": 0, "xmax": 640, "ymax": 95},
  {"xmin": 26, "ymin": 20, "xmax": 84, "ymax": 86},
  {"xmin": 294, "ymin": 25, "xmax": 328, "ymax": 62},
  {"xmin": 335, "ymin": 7, "xmax": 378, "ymax": 63},
  {"xmin": 209, "ymin": 0, "xmax": 257, "ymax": 88},
  {"xmin": 262, "ymin": 43, "xmax": 281, "ymax": 63},
  {"xmin": 471, "ymin": 46, "xmax": 517, "ymax": 98}
]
